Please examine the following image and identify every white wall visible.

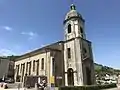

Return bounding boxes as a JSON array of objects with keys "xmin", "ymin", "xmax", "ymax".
[{"xmin": 14, "ymin": 51, "xmax": 52, "ymax": 86}]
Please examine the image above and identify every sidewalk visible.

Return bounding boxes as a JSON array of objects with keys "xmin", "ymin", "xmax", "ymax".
[
  {"xmin": 102, "ymin": 88, "xmax": 120, "ymax": 90},
  {"xmin": 0, "ymin": 88, "xmax": 25, "ymax": 90}
]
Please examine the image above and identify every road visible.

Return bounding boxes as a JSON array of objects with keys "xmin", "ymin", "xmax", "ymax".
[
  {"xmin": 1, "ymin": 83, "xmax": 120, "ymax": 90},
  {"xmin": 0, "ymin": 82, "xmax": 23, "ymax": 90},
  {"xmin": 0, "ymin": 87, "xmax": 119, "ymax": 90},
  {"xmin": 7, "ymin": 83, "xmax": 22, "ymax": 89},
  {"xmin": 0, "ymin": 88, "xmax": 24, "ymax": 90},
  {"xmin": 103, "ymin": 88, "xmax": 120, "ymax": 90}
]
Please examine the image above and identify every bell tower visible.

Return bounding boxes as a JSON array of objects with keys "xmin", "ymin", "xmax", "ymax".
[
  {"xmin": 63, "ymin": 4, "xmax": 95, "ymax": 86},
  {"xmin": 64, "ymin": 4, "xmax": 86, "ymax": 41}
]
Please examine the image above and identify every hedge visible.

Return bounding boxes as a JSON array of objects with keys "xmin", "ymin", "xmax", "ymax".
[
  {"xmin": 98, "ymin": 84, "xmax": 117, "ymax": 89},
  {"xmin": 59, "ymin": 84, "xmax": 116, "ymax": 90}
]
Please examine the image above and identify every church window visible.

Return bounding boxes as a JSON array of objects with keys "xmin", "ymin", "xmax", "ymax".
[
  {"xmin": 83, "ymin": 48, "xmax": 87, "ymax": 58},
  {"xmin": 83, "ymin": 48, "xmax": 87, "ymax": 53},
  {"xmin": 68, "ymin": 24, "xmax": 71, "ymax": 33},
  {"xmin": 36, "ymin": 60, "xmax": 39, "ymax": 75},
  {"xmin": 20, "ymin": 64, "xmax": 22, "ymax": 73},
  {"xmin": 17, "ymin": 65, "xmax": 20, "ymax": 75},
  {"xmin": 29, "ymin": 61, "xmax": 31, "ymax": 75},
  {"xmin": 41, "ymin": 58, "xmax": 44, "ymax": 70},
  {"xmin": 52, "ymin": 58, "xmax": 55, "ymax": 76},
  {"xmin": 80, "ymin": 27, "xmax": 83, "ymax": 33},
  {"xmin": 26, "ymin": 62, "xmax": 28, "ymax": 73},
  {"xmin": 67, "ymin": 48, "xmax": 71, "ymax": 58},
  {"xmin": 21, "ymin": 63, "xmax": 25, "ymax": 82},
  {"xmin": 33, "ymin": 60, "xmax": 35, "ymax": 72}
]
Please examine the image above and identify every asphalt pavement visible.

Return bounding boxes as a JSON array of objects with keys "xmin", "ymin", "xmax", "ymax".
[
  {"xmin": 102, "ymin": 88, "xmax": 120, "ymax": 90},
  {"xmin": 1, "ymin": 83, "xmax": 120, "ymax": 90}
]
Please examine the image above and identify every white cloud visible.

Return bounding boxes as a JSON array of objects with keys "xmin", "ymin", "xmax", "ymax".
[
  {"xmin": 21, "ymin": 31, "xmax": 37, "ymax": 39},
  {"xmin": 2, "ymin": 26, "xmax": 13, "ymax": 31},
  {"xmin": 41, "ymin": 44, "xmax": 45, "ymax": 47},
  {"xmin": 0, "ymin": 49, "xmax": 15, "ymax": 56}
]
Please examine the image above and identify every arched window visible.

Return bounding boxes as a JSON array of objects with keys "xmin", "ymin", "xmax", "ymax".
[
  {"xmin": 29, "ymin": 61, "xmax": 31, "ymax": 75},
  {"xmin": 33, "ymin": 60, "xmax": 35, "ymax": 72},
  {"xmin": 83, "ymin": 48, "xmax": 87, "ymax": 54},
  {"xmin": 41, "ymin": 58, "xmax": 44, "ymax": 70},
  {"xmin": 67, "ymin": 48, "xmax": 71, "ymax": 58},
  {"xmin": 52, "ymin": 58, "xmax": 55, "ymax": 76},
  {"xmin": 80, "ymin": 27, "xmax": 83, "ymax": 33},
  {"xmin": 68, "ymin": 24, "xmax": 71, "ymax": 33},
  {"xmin": 36, "ymin": 60, "xmax": 39, "ymax": 75},
  {"xmin": 83, "ymin": 48, "xmax": 87, "ymax": 59}
]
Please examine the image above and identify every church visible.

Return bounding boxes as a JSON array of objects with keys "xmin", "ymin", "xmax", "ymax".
[{"xmin": 14, "ymin": 4, "xmax": 95, "ymax": 87}]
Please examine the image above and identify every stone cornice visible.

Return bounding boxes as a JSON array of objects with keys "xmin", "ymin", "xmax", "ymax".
[{"xmin": 63, "ymin": 16, "xmax": 85, "ymax": 24}]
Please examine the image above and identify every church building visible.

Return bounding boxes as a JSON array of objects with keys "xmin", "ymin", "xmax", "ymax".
[{"xmin": 14, "ymin": 4, "xmax": 95, "ymax": 87}]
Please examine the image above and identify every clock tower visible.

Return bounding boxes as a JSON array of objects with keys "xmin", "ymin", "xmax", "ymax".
[{"xmin": 63, "ymin": 4, "xmax": 95, "ymax": 86}]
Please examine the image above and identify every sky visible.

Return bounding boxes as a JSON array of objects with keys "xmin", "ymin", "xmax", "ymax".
[{"xmin": 0, "ymin": 0, "xmax": 120, "ymax": 69}]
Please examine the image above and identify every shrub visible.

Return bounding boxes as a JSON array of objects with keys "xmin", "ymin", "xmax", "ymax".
[
  {"xmin": 59, "ymin": 84, "xmax": 116, "ymax": 90},
  {"xmin": 59, "ymin": 85, "xmax": 99, "ymax": 90},
  {"xmin": 98, "ymin": 84, "xmax": 116, "ymax": 89}
]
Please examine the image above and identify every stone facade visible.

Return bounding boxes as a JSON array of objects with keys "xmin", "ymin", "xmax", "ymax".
[
  {"xmin": 63, "ymin": 4, "xmax": 95, "ymax": 86},
  {"xmin": 14, "ymin": 41, "xmax": 65, "ymax": 87},
  {"xmin": 14, "ymin": 4, "xmax": 95, "ymax": 87}
]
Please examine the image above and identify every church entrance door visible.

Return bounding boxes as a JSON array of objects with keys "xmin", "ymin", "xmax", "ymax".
[
  {"xmin": 86, "ymin": 67, "xmax": 91, "ymax": 85},
  {"xmin": 67, "ymin": 68, "xmax": 74, "ymax": 86}
]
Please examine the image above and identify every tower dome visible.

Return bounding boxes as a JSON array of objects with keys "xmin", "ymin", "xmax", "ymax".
[{"xmin": 64, "ymin": 4, "xmax": 83, "ymax": 22}]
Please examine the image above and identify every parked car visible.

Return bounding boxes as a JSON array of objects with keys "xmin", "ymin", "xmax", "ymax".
[
  {"xmin": 0, "ymin": 82, "xmax": 8, "ymax": 89},
  {"xmin": 0, "ymin": 78, "xmax": 9, "ymax": 89}
]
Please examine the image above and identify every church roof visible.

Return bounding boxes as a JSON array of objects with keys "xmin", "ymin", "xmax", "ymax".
[{"xmin": 15, "ymin": 41, "xmax": 64, "ymax": 61}]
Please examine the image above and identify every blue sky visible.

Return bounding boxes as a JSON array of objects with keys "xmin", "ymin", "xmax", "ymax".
[{"xmin": 0, "ymin": 0, "xmax": 120, "ymax": 69}]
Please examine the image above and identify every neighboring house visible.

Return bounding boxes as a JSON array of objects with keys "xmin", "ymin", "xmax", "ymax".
[
  {"xmin": 0, "ymin": 56, "xmax": 17, "ymax": 80},
  {"xmin": 0, "ymin": 57, "xmax": 9, "ymax": 79},
  {"xmin": 14, "ymin": 4, "xmax": 95, "ymax": 87}
]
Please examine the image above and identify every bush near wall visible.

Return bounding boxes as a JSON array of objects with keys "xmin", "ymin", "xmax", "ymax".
[
  {"xmin": 98, "ymin": 84, "xmax": 116, "ymax": 89},
  {"xmin": 59, "ymin": 84, "xmax": 116, "ymax": 90}
]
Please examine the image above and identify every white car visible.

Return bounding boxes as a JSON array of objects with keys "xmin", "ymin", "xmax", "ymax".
[{"xmin": 0, "ymin": 82, "xmax": 8, "ymax": 89}]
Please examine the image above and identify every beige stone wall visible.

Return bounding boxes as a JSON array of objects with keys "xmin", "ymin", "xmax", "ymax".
[
  {"xmin": 64, "ymin": 14, "xmax": 95, "ymax": 86},
  {"xmin": 64, "ymin": 19, "xmax": 86, "ymax": 41},
  {"xmin": 81, "ymin": 39, "xmax": 95, "ymax": 85},
  {"xmin": 14, "ymin": 41, "xmax": 65, "ymax": 87},
  {"xmin": 64, "ymin": 38, "xmax": 84, "ymax": 86},
  {"xmin": 14, "ymin": 51, "xmax": 52, "ymax": 86}
]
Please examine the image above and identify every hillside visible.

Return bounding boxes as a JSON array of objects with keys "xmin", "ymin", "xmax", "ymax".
[{"xmin": 94, "ymin": 63, "xmax": 120, "ymax": 75}]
